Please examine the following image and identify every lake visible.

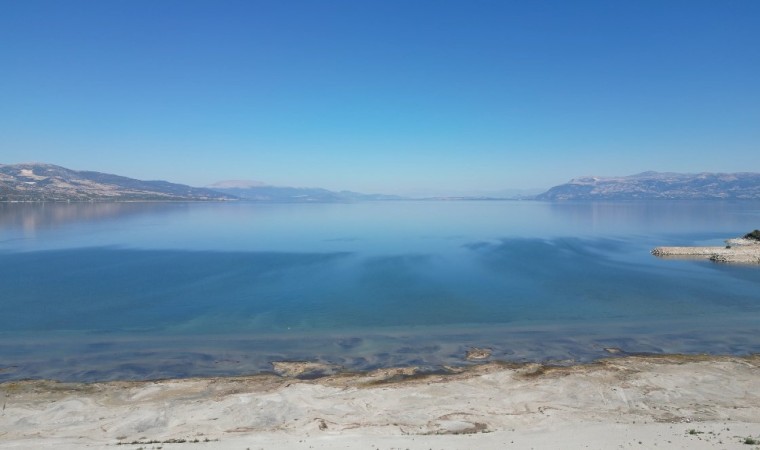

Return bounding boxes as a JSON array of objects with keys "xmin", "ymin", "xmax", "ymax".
[{"xmin": 1, "ymin": 200, "xmax": 759, "ymax": 381}]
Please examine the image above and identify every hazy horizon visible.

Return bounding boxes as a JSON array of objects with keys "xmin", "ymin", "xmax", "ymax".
[{"xmin": 2, "ymin": 1, "xmax": 758, "ymax": 195}]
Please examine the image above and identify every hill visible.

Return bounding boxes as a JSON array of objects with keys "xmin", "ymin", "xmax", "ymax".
[
  {"xmin": 0, "ymin": 163, "xmax": 234, "ymax": 202},
  {"xmin": 536, "ymin": 172, "xmax": 760, "ymax": 200}
]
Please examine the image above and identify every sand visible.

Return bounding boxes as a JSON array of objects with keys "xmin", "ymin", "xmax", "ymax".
[{"xmin": 2, "ymin": 354, "xmax": 760, "ymax": 449}]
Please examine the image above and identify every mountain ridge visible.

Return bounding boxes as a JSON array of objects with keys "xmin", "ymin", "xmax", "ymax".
[
  {"xmin": 0, "ymin": 163, "xmax": 233, "ymax": 202},
  {"xmin": 537, "ymin": 171, "xmax": 760, "ymax": 200},
  {"xmin": 0, "ymin": 163, "xmax": 404, "ymax": 203},
  {"xmin": 6, "ymin": 164, "xmax": 759, "ymax": 203}
]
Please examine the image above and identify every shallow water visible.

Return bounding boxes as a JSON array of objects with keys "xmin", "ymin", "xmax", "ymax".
[{"xmin": 1, "ymin": 201, "xmax": 759, "ymax": 381}]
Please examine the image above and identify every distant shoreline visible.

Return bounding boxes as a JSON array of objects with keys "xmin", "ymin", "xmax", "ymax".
[
  {"xmin": 0, "ymin": 198, "xmax": 239, "ymax": 203},
  {"xmin": 5, "ymin": 197, "xmax": 760, "ymax": 204}
]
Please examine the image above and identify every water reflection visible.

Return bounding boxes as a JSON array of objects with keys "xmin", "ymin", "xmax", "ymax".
[
  {"xmin": 546, "ymin": 201, "xmax": 760, "ymax": 236},
  {"xmin": 2, "ymin": 200, "xmax": 759, "ymax": 237},
  {"xmin": 0, "ymin": 202, "xmax": 186, "ymax": 234}
]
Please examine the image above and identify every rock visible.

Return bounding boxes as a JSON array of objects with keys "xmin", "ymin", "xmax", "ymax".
[
  {"xmin": 270, "ymin": 361, "xmax": 340, "ymax": 378},
  {"xmin": 652, "ymin": 237, "xmax": 760, "ymax": 265},
  {"xmin": 466, "ymin": 347, "xmax": 492, "ymax": 361},
  {"xmin": 367, "ymin": 366, "xmax": 419, "ymax": 380},
  {"xmin": 709, "ymin": 253, "xmax": 760, "ymax": 264}
]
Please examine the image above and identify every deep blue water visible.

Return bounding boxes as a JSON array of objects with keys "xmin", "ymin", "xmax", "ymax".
[{"xmin": 1, "ymin": 201, "xmax": 759, "ymax": 381}]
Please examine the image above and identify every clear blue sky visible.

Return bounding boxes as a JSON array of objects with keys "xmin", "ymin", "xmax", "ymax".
[{"xmin": 1, "ymin": 1, "xmax": 758, "ymax": 195}]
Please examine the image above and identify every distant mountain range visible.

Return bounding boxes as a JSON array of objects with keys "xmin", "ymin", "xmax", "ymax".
[
  {"xmin": 536, "ymin": 171, "xmax": 760, "ymax": 200},
  {"xmin": 0, "ymin": 163, "xmax": 402, "ymax": 203},
  {"xmin": 208, "ymin": 181, "xmax": 403, "ymax": 202},
  {"xmin": 0, "ymin": 163, "xmax": 233, "ymax": 201},
  {"xmin": 5, "ymin": 164, "xmax": 759, "ymax": 203}
]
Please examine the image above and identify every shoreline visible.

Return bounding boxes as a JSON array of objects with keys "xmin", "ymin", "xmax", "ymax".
[
  {"xmin": 652, "ymin": 235, "xmax": 760, "ymax": 264},
  {"xmin": 3, "ymin": 354, "xmax": 760, "ymax": 449},
  {"xmin": 652, "ymin": 245, "xmax": 760, "ymax": 263},
  {"xmin": 4, "ymin": 316, "xmax": 760, "ymax": 382}
]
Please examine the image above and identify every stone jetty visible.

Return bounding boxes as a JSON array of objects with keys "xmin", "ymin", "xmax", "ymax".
[{"xmin": 652, "ymin": 231, "xmax": 760, "ymax": 264}]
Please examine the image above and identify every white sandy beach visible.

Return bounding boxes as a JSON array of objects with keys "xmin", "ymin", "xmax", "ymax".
[{"xmin": 2, "ymin": 355, "xmax": 760, "ymax": 449}]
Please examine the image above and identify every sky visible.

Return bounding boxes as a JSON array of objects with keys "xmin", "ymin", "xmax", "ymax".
[{"xmin": 1, "ymin": 0, "xmax": 759, "ymax": 195}]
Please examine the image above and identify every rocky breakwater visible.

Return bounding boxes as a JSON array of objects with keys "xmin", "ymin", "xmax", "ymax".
[{"xmin": 652, "ymin": 230, "xmax": 760, "ymax": 264}]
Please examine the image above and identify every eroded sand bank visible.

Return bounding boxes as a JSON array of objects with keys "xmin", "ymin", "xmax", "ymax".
[{"xmin": 2, "ymin": 355, "xmax": 760, "ymax": 449}]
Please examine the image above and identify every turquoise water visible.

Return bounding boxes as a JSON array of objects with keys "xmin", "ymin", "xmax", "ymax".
[{"xmin": 1, "ymin": 201, "xmax": 759, "ymax": 381}]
